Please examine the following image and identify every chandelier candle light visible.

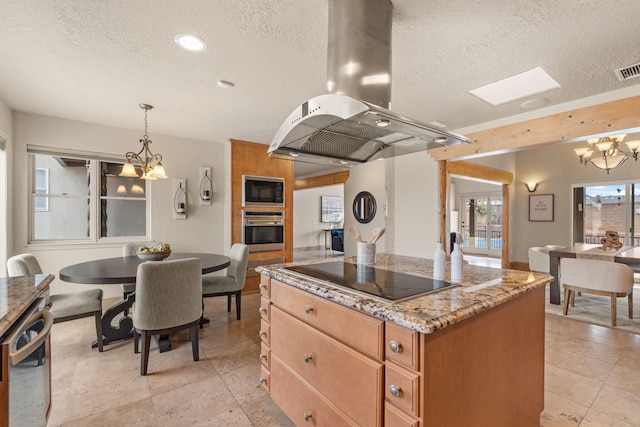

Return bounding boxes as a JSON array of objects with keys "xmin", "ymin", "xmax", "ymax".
[
  {"xmin": 119, "ymin": 104, "xmax": 168, "ymax": 180},
  {"xmin": 574, "ymin": 134, "xmax": 640, "ymax": 174}
]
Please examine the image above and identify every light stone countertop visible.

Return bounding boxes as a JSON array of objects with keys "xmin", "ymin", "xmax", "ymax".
[
  {"xmin": 0, "ymin": 274, "xmax": 53, "ymax": 338},
  {"xmin": 256, "ymin": 254, "xmax": 552, "ymax": 334}
]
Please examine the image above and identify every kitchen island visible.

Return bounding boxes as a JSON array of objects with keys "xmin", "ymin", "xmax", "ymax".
[{"xmin": 256, "ymin": 254, "xmax": 551, "ymax": 427}]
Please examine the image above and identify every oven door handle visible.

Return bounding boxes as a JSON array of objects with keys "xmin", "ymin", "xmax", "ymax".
[{"xmin": 8, "ymin": 309, "xmax": 53, "ymax": 366}]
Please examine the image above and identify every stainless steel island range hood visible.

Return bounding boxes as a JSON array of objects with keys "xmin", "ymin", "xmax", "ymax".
[{"xmin": 268, "ymin": 0, "xmax": 470, "ymax": 167}]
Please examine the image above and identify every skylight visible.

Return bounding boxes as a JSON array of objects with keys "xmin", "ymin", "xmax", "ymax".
[{"xmin": 468, "ymin": 67, "xmax": 560, "ymax": 106}]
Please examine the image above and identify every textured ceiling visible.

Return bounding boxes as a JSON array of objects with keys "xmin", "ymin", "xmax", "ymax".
[{"xmin": 1, "ymin": 0, "xmax": 640, "ymax": 177}]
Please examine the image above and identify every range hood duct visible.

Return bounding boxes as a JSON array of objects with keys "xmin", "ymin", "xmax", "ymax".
[{"xmin": 269, "ymin": 0, "xmax": 470, "ymax": 166}]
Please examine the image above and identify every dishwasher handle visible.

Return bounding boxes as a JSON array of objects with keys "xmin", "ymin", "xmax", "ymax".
[{"xmin": 8, "ymin": 309, "xmax": 53, "ymax": 365}]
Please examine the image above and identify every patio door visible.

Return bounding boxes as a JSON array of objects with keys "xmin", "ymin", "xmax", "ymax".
[{"xmin": 460, "ymin": 193, "xmax": 503, "ymax": 257}]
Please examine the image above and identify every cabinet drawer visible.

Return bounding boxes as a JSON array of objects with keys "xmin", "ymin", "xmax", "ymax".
[
  {"xmin": 259, "ymin": 297, "xmax": 270, "ymax": 321},
  {"xmin": 271, "ymin": 355, "xmax": 357, "ymax": 427},
  {"xmin": 386, "ymin": 321, "xmax": 420, "ymax": 370},
  {"xmin": 385, "ymin": 402, "xmax": 420, "ymax": 427},
  {"xmin": 259, "ymin": 365, "xmax": 270, "ymax": 392},
  {"xmin": 259, "ymin": 342, "xmax": 270, "ymax": 370},
  {"xmin": 271, "ymin": 279, "xmax": 384, "ymax": 360},
  {"xmin": 386, "ymin": 361, "xmax": 420, "ymax": 417},
  {"xmin": 259, "ymin": 276, "xmax": 270, "ymax": 298},
  {"xmin": 259, "ymin": 319, "xmax": 270, "ymax": 346},
  {"xmin": 271, "ymin": 306, "xmax": 383, "ymax": 427}
]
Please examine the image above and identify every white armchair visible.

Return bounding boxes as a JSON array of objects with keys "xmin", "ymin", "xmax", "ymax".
[
  {"xmin": 528, "ymin": 245, "xmax": 563, "ymax": 273},
  {"xmin": 561, "ymin": 258, "xmax": 633, "ymax": 326}
]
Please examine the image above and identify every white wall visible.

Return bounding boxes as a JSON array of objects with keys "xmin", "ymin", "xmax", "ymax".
[
  {"xmin": 11, "ymin": 112, "xmax": 229, "ymax": 297},
  {"xmin": 293, "ymin": 184, "xmax": 343, "ymax": 249},
  {"xmin": 0, "ymin": 99, "xmax": 12, "ymax": 274},
  {"xmin": 344, "ymin": 160, "xmax": 386, "ymax": 257}
]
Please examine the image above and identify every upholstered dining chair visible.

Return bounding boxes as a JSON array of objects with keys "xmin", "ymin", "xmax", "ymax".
[
  {"xmin": 561, "ymin": 258, "xmax": 634, "ymax": 326},
  {"xmin": 528, "ymin": 245, "xmax": 563, "ymax": 274},
  {"xmin": 7, "ymin": 253, "xmax": 104, "ymax": 351},
  {"xmin": 121, "ymin": 241, "xmax": 159, "ymax": 301},
  {"xmin": 201, "ymin": 243, "xmax": 249, "ymax": 322},
  {"xmin": 132, "ymin": 258, "xmax": 202, "ymax": 375}
]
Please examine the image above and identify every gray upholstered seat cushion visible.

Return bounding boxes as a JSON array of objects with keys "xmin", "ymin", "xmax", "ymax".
[
  {"xmin": 121, "ymin": 283, "xmax": 136, "ymax": 293},
  {"xmin": 49, "ymin": 288, "xmax": 103, "ymax": 319},
  {"xmin": 202, "ymin": 275, "xmax": 241, "ymax": 294}
]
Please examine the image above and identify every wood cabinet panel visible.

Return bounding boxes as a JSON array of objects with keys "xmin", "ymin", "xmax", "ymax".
[
  {"xmin": 385, "ymin": 361, "xmax": 420, "ymax": 417},
  {"xmin": 259, "ymin": 297, "xmax": 270, "ymax": 322},
  {"xmin": 259, "ymin": 365, "xmax": 270, "ymax": 393},
  {"xmin": 271, "ymin": 355, "xmax": 357, "ymax": 427},
  {"xmin": 271, "ymin": 279, "xmax": 384, "ymax": 360},
  {"xmin": 259, "ymin": 342, "xmax": 270, "ymax": 370},
  {"xmin": 271, "ymin": 306, "xmax": 383, "ymax": 427},
  {"xmin": 385, "ymin": 321, "xmax": 419, "ymax": 371},
  {"xmin": 259, "ymin": 319, "xmax": 270, "ymax": 346},
  {"xmin": 385, "ymin": 402, "xmax": 420, "ymax": 427},
  {"xmin": 259, "ymin": 276, "xmax": 270, "ymax": 298}
]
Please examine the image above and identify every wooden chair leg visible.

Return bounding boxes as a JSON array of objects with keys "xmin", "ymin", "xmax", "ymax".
[
  {"xmin": 141, "ymin": 331, "xmax": 151, "ymax": 375},
  {"xmin": 563, "ymin": 288, "xmax": 571, "ymax": 315},
  {"xmin": 190, "ymin": 323, "xmax": 199, "ymax": 362},
  {"xmin": 610, "ymin": 293, "xmax": 617, "ymax": 327},
  {"xmin": 629, "ymin": 292, "xmax": 633, "ymax": 319},
  {"xmin": 235, "ymin": 291, "xmax": 242, "ymax": 320},
  {"xmin": 94, "ymin": 311, "xmax": 104, "ymax": 352}
]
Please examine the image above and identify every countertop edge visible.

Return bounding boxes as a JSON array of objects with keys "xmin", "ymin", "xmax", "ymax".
[{"xmin": 257, "ymin": 262, "xmax": 551, "ymax": 334}]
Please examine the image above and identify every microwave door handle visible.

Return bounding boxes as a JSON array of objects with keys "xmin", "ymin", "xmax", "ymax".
[{"xmin": 8, "ymin": 309, "xmax": 53, "ymax": 366}]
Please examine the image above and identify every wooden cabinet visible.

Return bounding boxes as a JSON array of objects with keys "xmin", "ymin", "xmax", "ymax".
[
  {"xmin": 263, "ymin": 277, "xmax": 384, "ymax": 426},
  {"xmin": 261, "ymin": 275, "xmax": 545, "ymax": 427}
]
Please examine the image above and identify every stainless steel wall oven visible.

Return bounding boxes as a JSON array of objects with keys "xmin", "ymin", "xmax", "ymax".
[{"xmin": 243, "ymin": 211, "xmax": 284, "ymax": 252}]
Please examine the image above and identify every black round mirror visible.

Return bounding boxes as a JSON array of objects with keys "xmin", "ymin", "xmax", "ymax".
[{"xmin": 353, "ymin": 191, "xmax": 377, "ymax": 224}]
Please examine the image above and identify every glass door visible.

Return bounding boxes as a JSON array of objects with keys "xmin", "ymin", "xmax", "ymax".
[{"xmin": 460, "ymin": 193, "xmax": 503, "ymax": 257}]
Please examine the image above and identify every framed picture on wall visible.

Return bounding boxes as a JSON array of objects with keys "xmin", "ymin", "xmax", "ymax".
[
  {"xmin": 529, "ymin": 194, "xmax": 554, "ymax": 222},
  {"xmin": 321, "ymin": 196, "xmax": 343, "ymax": 223}
]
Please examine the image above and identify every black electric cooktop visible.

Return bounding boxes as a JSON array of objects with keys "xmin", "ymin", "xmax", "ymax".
[{"xmin": 282, "ymin": 261, "xmax": 456, "ymax": 302}]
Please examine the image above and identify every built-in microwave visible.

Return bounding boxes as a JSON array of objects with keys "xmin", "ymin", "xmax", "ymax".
[{"xmin": 243, "ymin": 175, "xmax": 284, "ymax": 207}]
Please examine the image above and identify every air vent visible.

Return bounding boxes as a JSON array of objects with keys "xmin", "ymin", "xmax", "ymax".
[{"xmin": 614, "ymin": 63, "xmax": 640, "ymax": 81}]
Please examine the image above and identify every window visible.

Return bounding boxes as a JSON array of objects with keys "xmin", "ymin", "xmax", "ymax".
[{"xmin": 29, "ymin": 148, "xmax": 149, "ymax": 242}]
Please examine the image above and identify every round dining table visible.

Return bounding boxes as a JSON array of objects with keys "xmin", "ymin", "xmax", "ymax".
[{"xmin": 59, "ymin": 253, "xmax": 230, "ymax": 351}]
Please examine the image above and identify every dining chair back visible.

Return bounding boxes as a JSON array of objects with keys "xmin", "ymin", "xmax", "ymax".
[
  {"xmin": 7, "ymin": 253, "xmax": 104, "ymax": 351},
  {"xmin": 132, "ymin": 257, "xmax": 202, "ymax": 375},
  {"xmin": 561, "ymin": 258, "xmax": 634, "ymax": 326},
  {"xmin": 201, "ymin": 243, "xmax": 249, "ymax": 321},
  {"xmin": 528, "ymin": 245, "xmax": 563, "ymax": 274},
  {"xmin": 121, "ymin": 242, "xmax": 159, "ymax": 300}
]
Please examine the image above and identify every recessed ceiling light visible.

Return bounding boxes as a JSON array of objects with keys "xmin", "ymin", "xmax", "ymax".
[
  {"xmin": 174, "ymin": 34, "xmax": 207, "ymax": 52},
  {"xmin": 375, "ymin": 119, "xmax": 391, "ymax": 127},
  {"xmin": 217, "ymin": 80, "xmax": 234, "ymax": 89},
  {"xmin": 469, "ymin": 67, "xmax": 560, "ymax": 106},
  {"xmin": 428, "ymin": 120, "xmax": 448, "ymax": 128}
]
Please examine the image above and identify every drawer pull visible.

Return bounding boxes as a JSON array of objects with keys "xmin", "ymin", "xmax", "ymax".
[
  {"xmin": 303, "ymin": 412, "xmax": 313, "ymax": 421},
  {"xmin": 259, "ymin": 377, "xmax": 267, "ymax": 385},
  {"xmin": 259, "ymin": 283, "xmax": 266, "ymax": 289},
  {"xmin": 303, "ymin": 354, "xmax": 313, "ymax": 363},
  {"xmin": 258, "ymin": 307, "xmax": 266, "ymax": 315},
  {"xmin": 389, "ymin": 340, "xmax": 401, "ymax": 353},
  {"xmin": 259, "ymin": 330, "xmax": 266, "ymax": 338},
  {"xmin": 389, "ymin": 384, "xmax": 401, "ymax": 398},
  {"xmin": 304, "ymin": 305, "xmax": 314, "ymax": 314},
  {"xmin": 259, "ymin": 353, "xmax": 266, "ymax": 361}
]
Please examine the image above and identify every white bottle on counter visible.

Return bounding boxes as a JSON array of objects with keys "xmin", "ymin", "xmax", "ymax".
[
  {"xmin": 451, "ymin": 243, "xmax": 463, "ymax": 283},
  {"xmin": 433, "ymin": 242, "xmax": 446, "ymax": 281}
]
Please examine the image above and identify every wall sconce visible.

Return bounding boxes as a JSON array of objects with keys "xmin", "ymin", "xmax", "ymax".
[
  {"xmin": 199, "ymin": 166, "xmax": 213, "ymax": 205},
  {"xmin": 173, "ymin": 178, "xmax": 188, "ymax": 219},
  {"xmin": 525, "ymin": 182, "xmax": 539, "ymax": 193}
]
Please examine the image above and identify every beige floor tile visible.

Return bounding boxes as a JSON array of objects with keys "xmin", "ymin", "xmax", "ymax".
[
  {"xmin": 61, "ymin": 397, "xmax": 157, "ymax": 426},
  {"xmin": 587, "ymin": 383, "xmax": 640, "ymax": 425},
  {"xmin": 220, "ymin": 363, "xmax": 268, "ymax": 405},
  {"xmin": 151, "ymin": 375, "xmax": 241, "ymax": 426},
  {"xmin": 544, "ymin": 359, "xmax": 605, "ymax": 407},
  {"xmin": 242, "ymin": 395, "xmax": 296, "ymax": 427},
  {"xmin": 539, "ymin": 390, "xmax": 588, "ymax": 426}
]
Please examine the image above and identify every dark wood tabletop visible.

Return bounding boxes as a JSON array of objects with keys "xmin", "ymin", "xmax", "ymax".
[
  {"xmin": 59, "ymin": 253, "xmax": 230, "ymax": 284},
  {"xmin": 614, "ymin": 246, "xmax": 640, "ymax": 266}
]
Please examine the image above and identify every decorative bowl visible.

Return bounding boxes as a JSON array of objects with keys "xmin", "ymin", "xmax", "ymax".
[{"xmin": 137, "ymin": 250, "xmax": 171, "ymax": 261}]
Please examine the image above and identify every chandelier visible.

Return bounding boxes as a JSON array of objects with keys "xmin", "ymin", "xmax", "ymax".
[
  {"xmin": 119, "ymin": 104, "xmax": 168, "ymax": 180},
  {"xmin": 574, "ymin": 134, "xmax": 640, "ymax": 174}
]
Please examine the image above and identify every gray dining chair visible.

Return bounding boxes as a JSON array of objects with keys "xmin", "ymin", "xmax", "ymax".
[
  {"xmin": 132, "ymin": 258, "xmax": 202, "ymax": 375},
  {"xmin": 121, "ymin": 241, "xmax": 159, "ymax": 300},
  {"xmin": 7, "ymin": 253, "xmax": 104, "ymax": 351},
  {"xmin": 201, "ymin": 243, "xmax": 249, "ymax": 322}
]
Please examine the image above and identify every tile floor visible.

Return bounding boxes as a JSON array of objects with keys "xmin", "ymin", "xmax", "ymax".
[{"xmin": 46, "ymin": 249, "xmax": 640, "ymax": 426}]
